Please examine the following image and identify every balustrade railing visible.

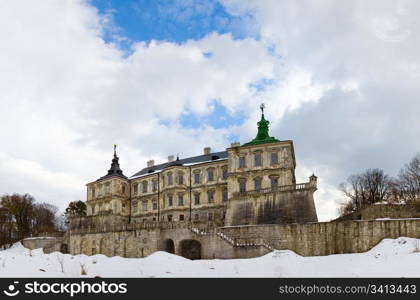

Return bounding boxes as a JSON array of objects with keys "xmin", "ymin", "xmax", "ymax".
[{"xmin": 233, "ymin": 182, "xmax": 313, "ymax": 198}]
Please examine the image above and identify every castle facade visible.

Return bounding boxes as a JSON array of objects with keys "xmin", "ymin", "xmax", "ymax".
[{"xmin": 68, "ymin": 107, "xmax": 318, "ymax": 259}]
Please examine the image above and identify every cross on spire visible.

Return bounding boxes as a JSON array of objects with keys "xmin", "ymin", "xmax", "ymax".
[
  {"xmin": 114, "ymin": 144, "xmax": 117, "ymax": 157},
  {"xmin": 260, "ymin": 103, "xmax": 265, "ymax": 115}
]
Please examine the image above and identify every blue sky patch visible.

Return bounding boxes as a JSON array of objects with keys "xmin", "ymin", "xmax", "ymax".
[{"xmin": 90, "ymin": 0, "xmax": 254, "ymax": 48}]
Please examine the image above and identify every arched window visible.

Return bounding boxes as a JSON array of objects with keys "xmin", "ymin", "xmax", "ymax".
[
  {"xmin": 207, "ymin": 190, "xmax": 215, "ymax": 203},
  {"xmin": 194, "ymin": 192, "xmax": 200, "ymax": 205},
  {"xmin": 222, "ymin": 167, "xmax": 228, "ymax": 180},
  {"xmin": 254, "ymin": 177, "xmax": 262, "ymax": 191},
  {"xmin": 239, "ymin": 156, "xmax": 246, "ymax": 168},
  {"xmin": 270, "ymin": 177, "xmax": 278, "ymax": 189},
  {"xmin": 239, "ymin": 179, "xmax": 246, "ymax": 193},
  {"xmin": 177, "ymin": 172, "xmax": 184, "ymax": 185},
  {"xmin": 254, "ymin": 153, "xmax": 262, "ymax": 167},
  {"xmin": 207, "ymin": 168, "xmax": 215, "ymax": 182},
  {"xmin": 167, "ymin": 172, "xmax": 173, "ymax": 185},
  {"xmin": 142, "ymin": 181, "xmax": 148, "ymax": 193}
]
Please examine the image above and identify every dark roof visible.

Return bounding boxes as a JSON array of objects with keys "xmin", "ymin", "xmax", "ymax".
[
  {"xmin": 97, "ymin": 147, "xmax": 127, "ymax": 181},
  {"xmin": 130, "ymin": 151, "xmax": 228, "ymax": 178}
]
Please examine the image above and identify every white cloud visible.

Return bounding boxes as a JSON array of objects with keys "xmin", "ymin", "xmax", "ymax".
[{"xmin": 0, "ymin": 0, "xmax": 274, "ymax": 211}]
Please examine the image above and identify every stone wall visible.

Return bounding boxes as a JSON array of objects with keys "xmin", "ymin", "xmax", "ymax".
[
  {"xmin": 22, "ymin": 237, "xmax": 63, "ymax": 254},
  {"xmin": 220, "ymin": 219, "xmax": 420, "ymax": 256},
  {"xmin": 63, "ymin": 218, "xmax": 420, "ymax": 259},
  {"xmin": 225, "ymin": 185, "xmax": 318, "ymax": 226}
]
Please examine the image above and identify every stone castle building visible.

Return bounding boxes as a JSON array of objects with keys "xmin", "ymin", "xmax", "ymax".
[{"xmin": 67, "ymin": 106, "xmax": 319, "ymax": 259}]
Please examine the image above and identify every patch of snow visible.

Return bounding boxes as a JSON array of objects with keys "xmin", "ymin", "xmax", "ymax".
[{"xmin": 1, "ymin": 238, "xmax": 420, "ymax": 277}]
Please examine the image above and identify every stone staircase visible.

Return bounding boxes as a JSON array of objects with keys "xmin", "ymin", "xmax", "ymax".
[{"xmin": 188, "ymin": 225, "xmax": 275, "ymax": 251}]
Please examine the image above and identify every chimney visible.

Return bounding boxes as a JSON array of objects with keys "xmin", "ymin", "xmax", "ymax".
[
  {"xmin": 168, "ymin": 155, "xmax": 175, "ymax": 162},
  {"xmin": 230, "ymin": 142, "xmax": 240, "ymax": 147},
  {"xmin": 204, "ymin": 147, "xmax": 211, "ymax": 155},
  {"xmin": 147, "ymin": 160, "xmax": 155, "ymax": 167}
]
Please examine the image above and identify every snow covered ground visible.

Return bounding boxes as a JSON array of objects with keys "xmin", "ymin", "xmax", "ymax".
[{"xmin": 1, "ymin": 237, "xmax": 420, "ymax": 277}]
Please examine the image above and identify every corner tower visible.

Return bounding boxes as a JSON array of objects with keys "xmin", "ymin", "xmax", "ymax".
[
  {"xmin": 85, "ymin": 145, "xmax": 130, "ymax": 222},
  {"xmin": 225, "ymin": 104, "xmax": 318, "ymax": 226}
]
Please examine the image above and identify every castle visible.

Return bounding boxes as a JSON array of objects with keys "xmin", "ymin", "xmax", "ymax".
[
  {"xmin": 66, "ymin": 105, "xmax": 319, "ymax": 259},
  {"xmin": 24, "ymin": 106, "xmax": 420, "ymax": 259}
]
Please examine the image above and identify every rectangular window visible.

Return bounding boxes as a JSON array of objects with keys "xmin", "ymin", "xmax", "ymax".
[
  {"xmin": 194, "ymin": 173, "xmax": 200, "ymax": 184},
  {"xmin": 142, "ymin": 182, "xmax": 148, "ymax": 193},
  {"xmin": 152, "ymin": 200, "xmax": 158, "ymax": 210},
  {"xmin": 152, "ymin": 180, "xmax": 158, "ymax": 192},
  {"xmin": 178, "ymin": 195, "xmax": 184, "ymax": 206},
  {"xmin": 271, "ymin": 152, "xmax": 279, "ymax": 165},
  {"xmin": 222, "ymin": 168, "xmax": 228, "ymax": 180},
  {"xmin": 133, "ymin": 184, "xmax": 138, "ymax": 195},
  {"xmin": 239, "ymin": 156, "xmax": 246, "ymax": 168},
  {"xmin": 167, "ymin": 173, "xmax": 173, "ymax": 185},
  {"xmin": 207, "ymin": 190, "xmax": 214, "ymax": 203},
  {"xmin": 132, "ymin": 201, "xmax": 138, "ymax": 213},
  {"xmin": 168, "ymin": 195, "xmax": 173, "ymax": 207},
  {"xmin": 168, "ymin": 214, "xmax": 173, "ymax": 222},
  {"xmin": 239, "ymin": 180, "xmax": 246, "ymax": 193},
  {"xmin": 194, "ymin": 193, "xmax": 200, "ymax": 205},
  {"xmin": 254, "ymin": 153, "xmax": 262, "ymax": 166},
  {"xmin": 254, "ymin": 178, "xmax": 262, "ymax": 191},
  {"xmin": 143, "ymin": 201, "xmax": 148, "ymax": 211},
  {"xmin": 194, "ymin": 214, "xmax": 199, "ymax": 221},
  {"xmin": 178, "ymin": 174, "xmax": 183, "ymax": 185},
  {"xmin": 179, "ymin": 214, "xmax": 185, "ymax": 221},
  {"xmin": 222, "ymin": 190, "xmax": 228, "ymax": 202},
  {"xmin": 208, "ymin": 170, "xmax": 214, "ymax": 181},
  {"xmin": 208, "ymin": 213, "xmax": 213, "ymax": 221}
]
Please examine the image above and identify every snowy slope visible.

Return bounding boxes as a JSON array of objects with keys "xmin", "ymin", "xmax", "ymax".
[{"xmin": 1, "ymin": 237, "xmax": 420, "ymax": 277}]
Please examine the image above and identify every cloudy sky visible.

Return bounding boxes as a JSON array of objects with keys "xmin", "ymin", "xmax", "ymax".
[{"xmin": 1, "ymin": 0, "xmax": 419, "ymax": 221}]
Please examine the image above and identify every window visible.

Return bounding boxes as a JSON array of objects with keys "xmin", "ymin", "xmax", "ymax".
[
  {"xmin": 222, "ymin": 168, "xmax": 228, "ymax": 180},
  {"xmin": 152, "ymin": 200, "xmax": 158, "ymax": 210},
  {"xmin": 239, "ymin": 179, "xmax": 246, "ymax": 193},
  {"xmin": 194, "ymin": 172, "xmax": 201, "ymax": 184},
  {"xmin": 178, "ymin": 174, "xmax": 184, "ymax": 185},
  {"xmin": 143, "ymin": 201, "xmax": 148, "ymax": 211},
  {"xmin": 254, "ymin": 153, "xmax": 262, "ymax": 166},
  {"xmin": 239, "ymin": 156, "xmax": 246, "ymax": 168},
  {"xmin": 168, "ymin": 195, "xmax": 173, "ymax": 207},
  {"xmin": 222, "ymin": 190, "xmax": 228, "ymax": 202},
  {"xmin": 152, "ymin": 217, "xmax": 156, "ymax": 221},
  {"xmin": 167, "ymin": 172, "xmax": 173, "ymax": 185},
  {"xmin": 254, "ymin": 178, "xmax": 262, "ymax": 191},
  {"xmin": 271, "ymin": 177, "xmax": 278, "ymax": 189},
  {"xmin": 271, "ymin": 152, "xmax": 279, "ymax": 165},
  {"xmin": 133, "ymin": 183, "xmax": 138, "ymax": 195},
  {"xmin": 168, "ymin": 214, "xmax": 173, "ymax": 222},
  {"xmin": 208, "ymin": 213, "xmax": 213, "ymax": 221},
  {"xmin": 178, "ymin": 195, "xmax": 184, "ymax": 206},
  {"xmin": 105, "ymin": 183, "xmax": 110, "ymax": 194},
  {"xmin": 179, "ymin": 214, "xmax": 185, "ymax": 221},
  {"xmin": 132, "ymin": 201, "xmax": 138, "ymax": 213},
  {"xmin": 207, "ymin": 190, "xmax": 215, "ymax": 203},
  {"xmin": 152, "ymin": 180, "xmax": 158, "ymax": 192},
  {"xmin": 194, "ymin": 214, "xmax": 199, "ymax": 221},
  {"xmin": 121, "ymin": 184, "xmax": 126, "ymax": 194},
  {"xmin": 91, "ymin": 205, "xmax": 95, "ymax": 215},
  {"xmin": 142, "ymin": 181, "xmax": 148, "ymax": 193},
  {"xmin": 194, "ymin": 193, "xmax": 200, "ymax": 205},
  {"xmin": 91, "ymin": 187, "xmax": 95, "ymax": 198},
  {"xmin": 207, "ymin": 169, "xmax": 214, "ymax": 182}
]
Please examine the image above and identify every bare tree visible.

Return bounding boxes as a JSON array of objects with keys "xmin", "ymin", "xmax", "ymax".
[
  {"xmin": 396, "ymin": 154, "xmax": 420, "ymax": 203},
  {"xmin": 339, "ymin": 168, "xmax": 392, "ymax": 215}
]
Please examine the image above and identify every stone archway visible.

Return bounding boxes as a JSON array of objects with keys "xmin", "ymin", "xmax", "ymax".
[
  {"xmin": 179, "ymin": 239, "xmax": 202, "ymax": 260},
  {"xmin": 162, "ymin": 239, "xmax": 175, "ymax": 254}
]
